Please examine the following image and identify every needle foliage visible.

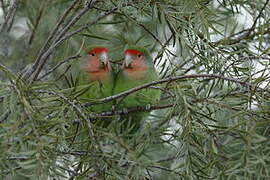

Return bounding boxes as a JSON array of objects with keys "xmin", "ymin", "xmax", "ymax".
[{"xmin": 0, "ymin": 0, "xmax": 270, "ymax": 179}]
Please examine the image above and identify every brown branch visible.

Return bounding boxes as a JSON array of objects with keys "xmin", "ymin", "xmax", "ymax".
[
  {"xmin": 148, "ymin": 165, "xmax": 183, "ymax": 177},
  {"xmin": 37, "ymin": 54, "xmax": 81, "ymax": 80},
  {"xmin": 0, "ymin": 0, "xmax": 19, "ymax": 33},
  {"xmin": 55, "ymin": 6, "xmax": 118, "ymax": 46},
  {"xmin": 94, "ymin": 104, "xmax": 174, "ymax": 118},
  {"xmin": 30, "ymin": 4, "xmax": 117, "ymax": 82},
  {"xmin": 0, "ymin": 0, "xmax": 6, "ymax": 19},
  {"xmin": 28, "ymin": 1, "xmax": 47, "ymax": 45},
  {"xmin": 214, "ymin": 0, "xmax": 270, "ymax": 45},
  {"xmin": 92, "ymin": 93, "xmax": 254, "ymax": 118},
  {"xmin": 94, "ymin": 5, "xmax": 165, "ymax": 47},
  {"xmin": 31, "ymin": 0, "xmax": 83, "ymax": 74},
  {"xmin": 246, "ymin": 0, "xmax": 270, "ymax": 37},
  {"xmin": 30, "ymin": 0, "xmax": 98, "ymax": 82},
  {"xmin": 84, "ymin": 74, "xmax": 268, "ymax": 107},
  {"xmin": 52, "ymin": 0, "xmax": 99, "ymax": 44}
]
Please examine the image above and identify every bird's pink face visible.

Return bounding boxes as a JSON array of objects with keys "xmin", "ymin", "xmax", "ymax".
[
  {"xmin": 123, "ymin": 49, "xmax": 147, "ymax": 70},
  {"xmin": 84, "ymin": 47, "xmax": 111, "ymax": 81},
  {"xmin": 122, "ymin": 49, "xmax": 148, "ymax": 78}
]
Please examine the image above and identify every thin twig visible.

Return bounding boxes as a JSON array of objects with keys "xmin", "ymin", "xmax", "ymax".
[
  {"xmin": 38, "ymin": 54, "xmax": 81, "ymax": 80},
  {"xmin": 31, "ymin": 2, "xmax": 95, "ymax": 81},
  {"xmin": 246, "ymin": 0, "xmax": 270, "ymax": 37},
  {"xmin": 53, "ymin": 0, "xmax": 98, "ymax": 44},
  {"xmin": 0, "ymin": 0, "xmax": 19, "ymax": 33},
  {"xmin": 93, "ymin": 5, "xmax": 165, "ymax": 47},
  {"xmin": 55, "ymin": 6, "xmax": 118, "ymax": 46},
  {"xmin": 95, "ymin": 104, "xmax": 174, "ymax": 117},
  {"xmin": 28, "ymin": 0, "xmax": 47, "ymax": 45},
  {"xmin": 148, "ymin": 165, "xmax": 183, "ymax": 177},
  {"xmin": 32, "ymin": 0, "xmax": 82, "ymax": 73},
  {"xmin": 214, "ymin": 0, "xmax": 270, "ymax": 45},
  {"xmin": 150, "ymin": 86, "xmax": 175, "ymax": 97},
  {"xmin": 6, "ymin": 1, "xmax": 18, "ymax": 32},
  {"xmin": 0, "ymin": 0, "xmax": 6, "ymax": 19},
  {"xmin": 30, "ymin": 2, "xmax": 116, "ymax": 82}
]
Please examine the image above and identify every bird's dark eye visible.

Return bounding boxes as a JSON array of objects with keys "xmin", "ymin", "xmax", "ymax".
[
  {"xmin": 138, "ymin": 54, "xmax": 141, "ymax": 58},
  {"xmin": 91, "ymin": 53, "xmax": 95, "ymax": 56}
]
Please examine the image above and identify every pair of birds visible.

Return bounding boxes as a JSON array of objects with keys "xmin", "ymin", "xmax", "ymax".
[{"xmin": 68, "ymin": 45, "xmax": 160, "ymax": 130}]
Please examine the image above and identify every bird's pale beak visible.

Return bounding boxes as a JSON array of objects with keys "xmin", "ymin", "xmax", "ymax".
[
  {"xmin": 123, "ymin": 54, "xmax": 133, "ymax": 68},
  {"xmin": 100, "ymin": 52, "xmax": 108, "ymax": 67}
]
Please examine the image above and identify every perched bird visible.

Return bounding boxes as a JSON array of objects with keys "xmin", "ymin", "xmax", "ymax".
[
  {"xmin": 66, "ymin": 47, "xmax": 115, "ymax": 115},
  {"xmin": 113, "ymin": 45, "xmax": 160, "ymax": 133}
]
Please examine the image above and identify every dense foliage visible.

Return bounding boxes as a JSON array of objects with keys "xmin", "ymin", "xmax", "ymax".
[{"xmin": 0, "ymin": 0, "xmax": 270, "ymax": 179}]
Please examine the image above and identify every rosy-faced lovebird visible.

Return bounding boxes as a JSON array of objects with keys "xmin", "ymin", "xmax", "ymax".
[
  {"xmin": 113, "ymin": 46, "xmax": 160, "ymax": 133},
  {"xmin": 67, "ymin": 47, "xmax": 114, "ymax": 115}
]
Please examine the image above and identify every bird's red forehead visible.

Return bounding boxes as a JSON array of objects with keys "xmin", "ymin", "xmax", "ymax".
[
  {"xmin": 88, "ymin": 47, "xmax": 108, "ymax": 54},
  {"xmin": 125, "ymin": 49, "xmax": 143, "ymax": 55}
]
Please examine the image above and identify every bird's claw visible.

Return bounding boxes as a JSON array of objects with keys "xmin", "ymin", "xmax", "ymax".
[
  {"xmin": 123, "ymin": 108, "xmax": 129, "ymax": 115},
  {"xmin": 145, "ymin": 104, "xmax": 151, "ymax": 111},
  {"xmin": 111, "ymin": 105, "xmax": 116, "ymax": 112}
]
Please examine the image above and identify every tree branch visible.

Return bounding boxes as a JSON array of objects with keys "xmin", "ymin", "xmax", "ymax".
[
  {"xmin": 30, "ymin": 0, "xmax": 98, "ymax": 82},
  {"xmin": 214, "ymin": 0, "xmax": 270, "ymax": 45},
  {"xmin": 30, "ymin": 3, "xmax": 117, "ymax": 82},
  {"xmin": 37, "ymin": 54, "xmax": 81, "ymax": 80},
  {"xmin": 0, "ymin": 0, "xmax": 19, "ymax": 33},
  {"xmin": 28, "ymin": 0, "xmax": 47, "ymax": 45},
  {"xmin": 0, "ymin": 0, "xmax": 6, "ymax": 19},
  {"xmin": 84, "ymin": 74, "xmax": 269, "ymax": 107},
  {"xmin": 94, "ymin": 104, "xmax": 174, "ymax": 118},
  {"xmin": 31, "ymin": 0, "xmax": 83, "ymax": 73}
]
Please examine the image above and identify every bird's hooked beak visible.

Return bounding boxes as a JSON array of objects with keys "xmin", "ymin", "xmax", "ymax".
[
  {"xmin": 99, "ymin": 52, "xmax": 109, "ymax": 68},
  {"xmin": 123, "ymin": 54, "xmax": 133, "ymax": 68}
]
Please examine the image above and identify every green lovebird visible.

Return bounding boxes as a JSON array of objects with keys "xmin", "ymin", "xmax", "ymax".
[
  {"xmin": 113, "ymin": 45, "xmax": 160, "ymax": 133},
  {"xmin": 66, "ymin": 47, "xmax": 114, "ymax": 114}
]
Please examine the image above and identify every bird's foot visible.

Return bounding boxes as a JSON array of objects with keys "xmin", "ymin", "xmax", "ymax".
[
  {"xmin": 111, "ymin": 105, "xmax": 116, "ymax": 112},
  {"xmin": 122, "ymin": 108, "xmax": 129, "ymax": 115},
  {"xmin": 145, "ymin": 104, "xmax": 151, "ymax": 111}
]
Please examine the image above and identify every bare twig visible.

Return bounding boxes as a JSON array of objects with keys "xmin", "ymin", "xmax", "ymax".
[
  {"xmin": 246, "ymin": 0, "xmax": 270, "ymax": 36},
  {"xmin": 37, "ymin": 54, "xmax": 81, "ymax": 80},
  {"xmin": 28, "ymin": 0, "xmax": 47, "ymax": 45},
  {"xmin": 30, "ymin": 3, "xmax": 117, "ymax": 82},
  {"xmin": 32, "ymin": 0, "xmax": 82, "ymax": 72},
  {"xmin": 94, "ymin": 5, "xmax": 165, "ymax": 47},
  {"xmin": 214, "ymin": 0, "xmax": 270, "ymax": 45},
  {"xmin": 84, "ymin": 74, "xmax": 269, "ymax": 107},
  {"xmin": 95, "ymin": 104, "xmax": 174, "ymax": 117},
  {"xmin": 0, "ymin": 0, "xmax": 6, "ymax": 19},
  {"xmin": 53, "ymin": 0, "xmax": 98, "ymax": 44},
  {"xmin": 130, "ymin": 16, "xmax": 164, "ymax": 46},
  {"xmin": 55, "ymin": 7, "xmax": 118, "ymax": 46},
  {"xmin": 6, "ymin": 1, "xmax": 18, "ymax": 32},
  {"xmin": 150, "ymin": 86, "xmax": 175, "ymax": 98},
  {"xmin": 0, "ymin": 0, "xmax": 19, "ymax": 33},
  {"xmin": 148, "ymin": 165, "xmax": 183, "ymax": 177},
  {"xmin": 30, "ymin": 0, "xmax": 97, "ymax": 82}
]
